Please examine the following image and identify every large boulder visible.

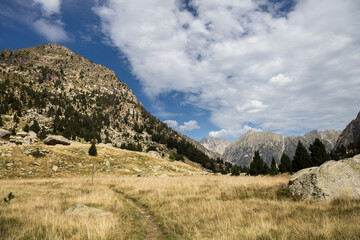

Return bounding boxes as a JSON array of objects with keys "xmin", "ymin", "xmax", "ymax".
[
  {"xmin": 289, "ymin": 155, "xmax": 360, "ymax": 201},
  {"xmin": 0, "ymin": 128, "xmax": 10, "ymax": 139},
  {"xmin": 44, "ymin": 135, "xmax": 71, "ymax": 145}
]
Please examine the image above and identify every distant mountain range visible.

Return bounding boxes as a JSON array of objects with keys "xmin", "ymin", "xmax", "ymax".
[
  {"xmin": 198, "ymin": 137, "xmax": 232, "ymax": 155},
  {"xmin": 200, "ymin": 129, "xmax": 341, "ymax": 167},
  {"xmin": 332, "ymin": 111, "xmax": 360, "ymax": 159}
]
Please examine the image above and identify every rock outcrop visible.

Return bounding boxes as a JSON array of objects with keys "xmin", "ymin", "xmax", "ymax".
[
  {"xmin": 199, "ymin": 137, "xmax": 232, "ymax": 155},
  {"xmin": 223, "ymin": 129, "xmax": 341, "ymax": 166},
  {"xmin": 332, "ymin": 111, "xmax": 360, "ymax": 159},
  {"xmin": 288, "ymin": 155, "xmax": 360, "ymax": 201},
  {"xmin": 0, "ymin": 129, "xmax": 10, "ymax": 139},
  {"xmin": 44, "ymin": 135, "xmax": 71, "ymax": 145}
]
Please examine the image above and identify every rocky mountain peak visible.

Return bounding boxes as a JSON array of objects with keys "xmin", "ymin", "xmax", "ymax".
[{"xmin": 199, "ymin": 137, "xmax": 232, "ymax": 155}]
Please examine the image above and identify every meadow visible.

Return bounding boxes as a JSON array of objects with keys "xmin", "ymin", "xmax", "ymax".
[{"xmin": 1, "ymin": 175, "xmax": 360, "ymax": 240}]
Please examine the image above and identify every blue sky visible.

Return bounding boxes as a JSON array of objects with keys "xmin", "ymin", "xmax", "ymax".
[{"xmin": 0, "ymin": 0, "xmax": 359, "ymax": 141}]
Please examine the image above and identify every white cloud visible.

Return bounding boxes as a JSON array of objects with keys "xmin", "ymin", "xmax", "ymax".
[
  {"xmin": 94, "ymin": 0, "xmax": 360, "ymax": 137},
  {"xmin": 164, "ymin": 120, "xmax": 179, "ymax": 129},
  {"xmin": 179, "ymin": 120, "xmax": 200, "ymax": 131},
  {"xmin": 209, "ymin": 125, "xmax": 262, "ymax": 139},
  {"xmin": 34, "ymin": 0, "xmax": 61, "ymax": 16},
  {"xmin": 32, "ymin": 19, "xmax": 69, "ymax": 42}
]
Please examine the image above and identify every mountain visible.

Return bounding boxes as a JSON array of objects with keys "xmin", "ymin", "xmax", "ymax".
[
  {"xmin": 222, "ymin": 129, "xmax": 341, "ymax": 167},
  {"xmin": 0, "ymin": 43, "xmax": 231, "ymax": 173},
  {"xmin": 199, "ymin": 137, "xmax": 232, "ymax": 155},
  {"xmin": 332, "ymin": 111, "xmax": 360, "ymax": 159}
]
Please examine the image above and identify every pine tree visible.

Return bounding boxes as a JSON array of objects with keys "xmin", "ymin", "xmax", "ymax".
[
  {"xmin": 88, "ymin": 142, "xmax": 97, "ymax": 156},
  {"xmin": 0, "ymin": 115, "xmax": 3, "ymax": 126},
  {"xmin": 250, "ymin": 151, "xmax": 265, "ymax": 176},
  {"xmin": 292, "ymin": 141, "xmax": 312, "ymax": 172},
  {"xmin": 270, "ymin": 157, "xmax": 279, "ymax": 175},
  {"xmin": 309, "ymin": 138, "xmax": 329, "ymax": 166},
  {"xmin": 30, "ymin": 120, "xmax": 40, "ymax": 133},
  {"xmin": 262, "ymin": 161, "xmax": 270, "ymax": 175},
  {"xmin": 23, "ymin": 124, "xmax": 30, "ymax": 132},
  {"xmin": 231, "ymin": 165, "xmax": 240, "ymax": 176},
  {"xmin": 278, "ymin": 153, "xmax": 292, "ymax": 173},
  {"xmin": 13, "ymin": 113, "xmax": 19, "ymax": 123}
]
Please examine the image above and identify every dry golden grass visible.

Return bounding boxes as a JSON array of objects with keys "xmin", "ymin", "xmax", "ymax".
[
  {"xmin": 0, "ymin": 144, "xmax": 205, "ymax": 179},
  {"xmin": 1, "ymin": 175, "xmax": 360, "ymax": 239}
]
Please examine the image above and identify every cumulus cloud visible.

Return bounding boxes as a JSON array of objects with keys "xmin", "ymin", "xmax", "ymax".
[
  {"xmin": 164, "ymin": 120, "xmax": 179, "ymax": 129},
  {"xmin": 179, "ymin": 120, "xmax": 200, "ymax": 131},
  {"xmin": 209, "ymin": 125, "xmax": 262, "ymax": 139},
  {"xmin": 34, "ymin": 0, "xmax": 61, "ymax": 16},
  {"xmin": 94, "ymin": 0, "xmax": 360, "ymax": 138},
  {"xmin": 32, "ymin": 19, "xmax": 69, "ymax": 42},
  {"xmin": 164, "ymin": 119, "xmax": 200, "ymax": 131}
]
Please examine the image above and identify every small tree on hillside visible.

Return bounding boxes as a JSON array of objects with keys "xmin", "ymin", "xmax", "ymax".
[
  {"xmin": 88, "ymin": 142, "xmax": 97, "ymax": 156},
  {"xmin": 270, "ymin": 157, "xmax": 279, "ymax": 175},
  {"xmin": 0, "ymin": 115, "xmax": 3, "ymax": 126},
  {"xmin": 250, "ymin": 151, "xmax": 265, "ymax": 176},
  {"xmin": 23, "ymin": 124, "xmax": 30, "ymax": 132},
  {"xmin": 292, "ymin": 141, "xmax": 312, "ymax": 172},
  {"xmin": 30, "ymin": 120, "xmax": 40, "ymax": 133},
  {"xmin": 309, "ymin": 138, "xmax": 329, "ymax": 166},
  {"xmin": 278, "ymin": 153, "xmax": 292, "ymax": 173}
]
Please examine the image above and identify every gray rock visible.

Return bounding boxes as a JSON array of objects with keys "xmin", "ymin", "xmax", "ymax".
[
  {"xmin": 6, "ymin": 162, "xmax": 13, "ymax": 167},
  {"xmin": 147, "ymin": 151, "xmax": 161, "ymax": 158},
  {"xmin": 0, "ymin": 129, "xmax": 10, "ymax": 139},
  {"xmin": 44, "ymin": 135, "xmax": 71, "ymax": 145},
  {"xmin": 105, "ymin": 161, "xmax": 110, "ymax": 167},
  {"xmin": 33, "ymin": 162, "xmax": 40, "ymax": 166},
  {"xmin": 16, "ymin": 132, "xmax": 28, "ymax": 138},
  {"xmin": 52, "ymin": 165, "xmax": 58, "ymax": 172},
  {"xmin": 288, "ymin": 155, "xmax": 360, "ymax": 201},
  {"xmin": 65, "ymin": 204, "xmax": 112, "ymax": 217},
  {"xmin": 133, "ymin": 167, "xmax": 141, "ymax": 172},
  {"xmin": 199, "ymin": 137, "xmax": 232, "ymax": 155}
]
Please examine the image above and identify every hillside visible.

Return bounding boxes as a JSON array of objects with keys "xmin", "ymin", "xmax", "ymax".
[
  {"xmin": 0, "ymin": 143, "xmax": 206, "ymax": 179},
  {"xmin": 0, "ymin": 44, "xmax": 232, "ymax": 173},
  {"xmin": 332, "ymin": 111, "xmax": 360, "ymax": 159},
  {"xmin": 222, "ymin": 129, "xmax": 341, "ymax": 166},
  {"xmin": 199, "ymin": 137, "xmax": 232, "ymax": 155}
]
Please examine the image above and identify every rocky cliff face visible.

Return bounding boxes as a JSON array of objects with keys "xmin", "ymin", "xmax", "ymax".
[
  {"xmin": 332, "ymin": 111, "xmax": 360, "ymax": 158},
  {"xmin": 0, "ymin": 44, "xmax": 228, "ymax": 172},
  {"xmin": 222, "ymin": 129, "xmax": 341, "ymax": 166},
  {"xmin": 199, "ymin": 137, "xmax": 232, "ymax": 155}
]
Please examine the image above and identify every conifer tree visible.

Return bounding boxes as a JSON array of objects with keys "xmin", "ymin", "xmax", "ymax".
[
  {"xmin": 231, "ymin": 165, "xmax": 240, "ymax": 176},
  {"xmin": 262, "ymin": 161, "xmax": 270, "ymax": 175},
  {"xmin": 13, "ymin": 113, "xmax": 19, "ymax": 123},
  {"xmin": 30, "ymin": 120, "xmax": 40, "ymax": 133},
  {"xmin": 250, "ymin": 151, "xmax": 265, "ymax": 176},
  {"xmin": 270, "ymin": 157, "xmax": 279, "ymax": 175},
  {"xmin": 278, "ymin": 153, "xmax": 292, "ymax": 173},
  {"xmin": 292, "ymin": 141, "xmax": 312, "ymax": 172},
  {"xmin": 88, "ymin": 142, "xmax": 97, "ymax": 156},
  {"xmin": 23, "ymin": 124, "xmax": 30, "ymax": 132},
  {"xmin": 309, "ymin": 138, "xmax": 329, "ymax": 166},
  {"xmin": 0, "ymin": 115, "xmax": 3, "ymax": 126}
]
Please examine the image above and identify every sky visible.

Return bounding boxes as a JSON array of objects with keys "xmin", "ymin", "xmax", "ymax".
[{"xmin": 0, "ymin": 0, "xmax": 359, "ymax": 141}]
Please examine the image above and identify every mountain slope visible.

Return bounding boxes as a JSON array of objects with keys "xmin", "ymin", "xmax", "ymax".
[
  {"xmin": 199, "ymin": 137, "xmax": 232, "ymax": 155},
  {"xmin": 222, "ymin": 129, "xmax": 341, "ymax": 166},
  {"xmin": 332, "ymin": 111, "xmax": 360, "ymax": 159},
  {"xmin": 0, "ymin": 44, "xmax": 231, "ymax": 173}
]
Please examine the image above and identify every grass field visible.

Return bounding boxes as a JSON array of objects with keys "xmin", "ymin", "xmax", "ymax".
[{"xmin": 1, "ymin": 175, "xmax": 360, "ymax": 240}]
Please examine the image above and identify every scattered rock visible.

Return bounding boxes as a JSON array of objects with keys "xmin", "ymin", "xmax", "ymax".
[
  {"xmin": 159, "ymin": 174, "xmax": 168, "ymax": 178},
  {"xmin": 133, "ymin": 167, "xmax": 141, "ymax": 172},
  {"xmin": 33, "ymin": 162, "xmax": 40, "ymax": 166},
  {"xmin": 289, "ymin": 155, "xmax": 360, "ymax": 201},
  {"xmin": 49, "ymin": 159, "xmax": 53, "ymax": 163},
  {"xmin": 148, "ymin": 151, "xmax": 161, "ymax": 158},
  {"xmin": 6, "ymin": 162, "xmax": 14, "ymax": 167},
  {"xmin": 16, "ymin": 132, "xmax": 28, "ymax": 138},
  {"xmin": 52, "ymin": 165, "xmax": 59, "ymax": 172},
  {"xmin": 105, "ymin": 161, "xmax": 110, "ymax": 167},
  {"xmin": 0, "ymin": 129, "xmax": 10, "ymax": 139},
  {"xmin": 28, "ymin": 171, "xmax": 33, "ymax": 175},
  {"xmin": 65, "ymin": 204, "xmax": 112, "ymax": 217},
  {"xmin": 44, "ymin": 135, "xmax": 71, "ymax": 145},
  {"xmin": 138, "ymin": 173, "xmax": 152, "ymax": 177}
]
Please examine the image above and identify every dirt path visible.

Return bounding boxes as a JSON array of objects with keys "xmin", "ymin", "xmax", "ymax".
[{"xmin": 112, "ymin": 189, "xmax": 166, "ymax": 240}]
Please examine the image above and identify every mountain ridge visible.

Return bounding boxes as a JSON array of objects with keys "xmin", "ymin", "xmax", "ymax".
[{"xmin": 222, "ymin": 129, "xmax": 341, "ymax": 166}]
